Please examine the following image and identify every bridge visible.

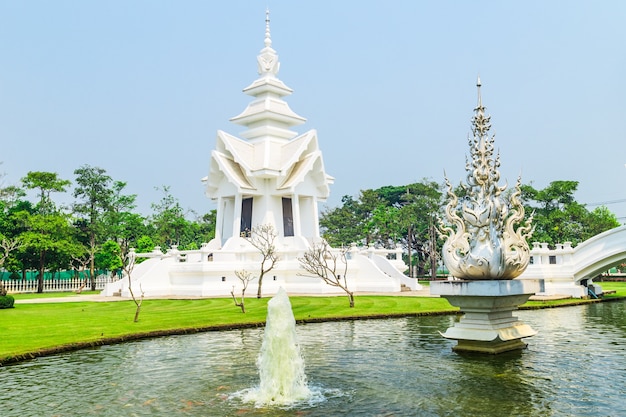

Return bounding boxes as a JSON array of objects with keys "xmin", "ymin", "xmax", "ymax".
[{"xmin": 520, "ymin": 225, "xmax": 626, "ymax": 297}]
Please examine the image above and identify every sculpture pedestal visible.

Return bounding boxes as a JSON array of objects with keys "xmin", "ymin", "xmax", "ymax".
[{"xmin": 430, "ymin": 279, "xmax": 544, "ymax": 354}]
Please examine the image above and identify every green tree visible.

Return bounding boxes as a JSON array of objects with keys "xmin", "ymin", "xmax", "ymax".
[
  {"xmin": 188, "ymin": 210, "xmax": 217, "ymax": 246},
  {"xmin": 521, "ymin": 180, "xmax": 619, "ymax": 246},
  {"xmin": 320, "ymin": 180, "xmax": 443, "ymax": 278},
  {"xmin": 21, "ymin": 171, "xmax": 71, "ymax": 214},
  {"xmin": 150, "ymin": 186, "xmax": 189, "ymax": 249},
  {"xmin": 0, "ymin": 185, "xmax": 26, "ymax": 206},
  {"xmin": 365, "ymin": 204, "xmax": 400, "ymax": 248},
  {"xmin": 2, "ymin": 199, "xmax": 34, "ymax": 280},
  {"xmin": 98, "ymin": 240, "xmax": 144, "ymax": 322},
  {"xmin": 320, "ymin": 190, "xmax": 387, "ymax": 247},
  {"xmin": 73, "ymin": 165, "xmax": 114, "ymax": 290},
  {"xmin": 584, "ymin": 206, "xmax": 620, "ymax": 238},
  {"xmin": 320, "ymin": 195, "xmax": 365, "ymax": 247},
  {"xmin": 20, "ymin": 172, "xmax": 73, "ymax": 292},
  {"xmin": 104, "ymin": 181, "xmax": 143, "ymax": 254},
  {"xmin": 135, "ymin": 235, "xmax": 155, "ymax": 253},
  {"xmin": 358, "ymin": 189, "xmax": 388, "ymax": 245},
  {"xmin": 95, "ymin": 240, "xmax": 124, "ymax": 278},
  {"xmin": 19, "ymin": 211, "xmax": 80, "ymax": 292},
  {"xmin": 401, "ymin": 181, "xmax": 443, "ymax": 279}
]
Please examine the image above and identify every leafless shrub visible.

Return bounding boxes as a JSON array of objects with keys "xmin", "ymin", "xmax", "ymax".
[
  {"xmin": 298, "ymin": 241, "xmax": 354, "ymax": 307},
  {"xmin": 247, "ymin": 224, "xmax": 278, "ymax": 298},
  {"xmin": 231, "ymin": 269, "xmax": 256, "ymax": 313}
]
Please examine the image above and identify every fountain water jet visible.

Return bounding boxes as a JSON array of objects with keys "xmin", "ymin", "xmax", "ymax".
[{"xmin": 236, "ymin": 287, "xmax": 316, "ymax": 407}]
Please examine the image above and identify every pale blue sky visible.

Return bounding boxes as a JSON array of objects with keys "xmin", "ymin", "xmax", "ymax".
[{"xmin": 0, "ymin": 1, "xmax": 624, "ymax": 222}]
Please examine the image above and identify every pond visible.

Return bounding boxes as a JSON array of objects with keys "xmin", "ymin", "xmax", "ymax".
[{"xmin": 3, "ymin": 301, "xmax": 626, "ymax": 416}]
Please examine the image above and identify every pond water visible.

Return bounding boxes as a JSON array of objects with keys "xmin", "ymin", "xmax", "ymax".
[{"xmin": 3, "ymin": 301, "xmax": 626, "ymax": 416}]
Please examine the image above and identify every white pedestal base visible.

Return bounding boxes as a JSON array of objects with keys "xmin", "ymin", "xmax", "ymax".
[{"xmin": 431, "ymin": 280, "xmax": 544, "ymax": 354}]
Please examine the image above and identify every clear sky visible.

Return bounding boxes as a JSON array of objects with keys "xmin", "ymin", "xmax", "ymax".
[{"xmin": 1, "ymin": 1, "xmax": 624, "ymax": 222}]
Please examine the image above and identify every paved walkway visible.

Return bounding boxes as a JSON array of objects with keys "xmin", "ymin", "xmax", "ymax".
[
  {"xmin": 529, "ymin": 294, "xmax": 573, "ymax": 301},
  {"xmin": 15, "ymin": 294, "xmax": 128, "ymax": 304}
]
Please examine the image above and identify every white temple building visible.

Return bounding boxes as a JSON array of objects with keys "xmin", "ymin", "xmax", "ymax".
[
  {"xmin": 102, "ymin": 13, "xmax": 419, "ymax": 298},
  {"xmin": 205, "ymin": 11, "xmax": 330, "ymax": 255}
]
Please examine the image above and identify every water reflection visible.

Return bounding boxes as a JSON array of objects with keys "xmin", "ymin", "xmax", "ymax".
[{"xmin": 2, "ymin": 302, "xmax": 626, "ymax": 416}]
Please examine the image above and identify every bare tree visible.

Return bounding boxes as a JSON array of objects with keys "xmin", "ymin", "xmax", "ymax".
[
  {"xmin": 70, "ymin": 253, "xmax": 93, "ymax": 294},
  {"xmin": 298, "ymin": 241, "xmax": 354, "ymax": 307},
  {"xmin": 230, "ymin": 269, "xmax": 256, "ymax": 313},
  {"xmin": 248, "ymin": 224, "xmax": 279, "ymax": 298},
  {"xmin": 119, "ymin": 249, "xmax": 144, "ymax": 322},
  {"xmin": 0, "ymin": 236, "xmax": 22, "ymax": 297},
  {"xmin": 0, "ymin": 236, "xmax": 22, "ymax": 266}
]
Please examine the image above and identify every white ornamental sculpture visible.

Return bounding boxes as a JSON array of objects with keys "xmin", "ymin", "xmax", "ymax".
[{"xmin": 440, "ymin": 78, "xmax": 534, "ymax": 280}]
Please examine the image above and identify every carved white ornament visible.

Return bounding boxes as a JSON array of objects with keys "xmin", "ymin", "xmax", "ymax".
[
  {"xmin": 257, "ymin": 10, "xmax": 280, "ymax": 76},
  {"xmin": 440, "ymin": 79, "xmax": 534, "ymax": 280}
]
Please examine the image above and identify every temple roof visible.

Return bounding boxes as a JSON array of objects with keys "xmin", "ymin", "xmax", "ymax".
[{"xmin": 206, "ymin": 128, "xmax": 333, "ymax": 196}]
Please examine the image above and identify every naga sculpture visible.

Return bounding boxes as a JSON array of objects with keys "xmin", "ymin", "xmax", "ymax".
[{"xmin": 440, "ymin": 78, "xmax": 534, "ymax": 280}]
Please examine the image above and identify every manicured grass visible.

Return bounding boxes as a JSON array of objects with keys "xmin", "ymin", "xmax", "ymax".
[
  {"xmin": 2, "ymin": 281, "xmax": 625, "ymax": 365},
  {"xmin": 592, "ymin": 281, "xmax": 626, "ymax": 295},
  {"xmin": 0, "ymin": 294, "xmax": 458, "ymax": 364},
  {"xmin": 522, "ymin": 281, "xmax": 626, "ymax": 308}
]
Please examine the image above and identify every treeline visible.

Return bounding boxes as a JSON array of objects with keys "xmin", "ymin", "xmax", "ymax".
[
  {"xmin": 0, "ymin": 165, "xmax": 216, "ymax": 292},
  {"xmin": 0, "ymin": 164, "xmax": 620, "ymax": 291},
  {"xmin": 319, "ymin": 179, "xmax": 621, "ymax": 278}
]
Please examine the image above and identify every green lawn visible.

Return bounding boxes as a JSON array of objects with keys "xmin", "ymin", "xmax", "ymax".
[
  {"xmin": 2, "ymin": 281, "xmax": 625, "ymax": 365},
  {"xmin": 0, "ymin": 294, "xmax": 458, "ymax": 364},
  {"xmin": 523, "ymin": 281, "xmax": 626, "ymax": 307}
]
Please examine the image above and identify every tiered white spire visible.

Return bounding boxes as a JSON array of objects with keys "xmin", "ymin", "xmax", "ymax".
[
  {"xmin": 207, "ymin": 10, "xmax": 332, "ymax": 203},
  {"xmin": 230, "ymin": 10, "xmax": 306, "ymax": 141}
]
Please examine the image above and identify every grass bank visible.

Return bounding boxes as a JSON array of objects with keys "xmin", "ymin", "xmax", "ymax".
[{"xmin": 2, "ymin": 282, "xmax": 625, "ymax": 365}]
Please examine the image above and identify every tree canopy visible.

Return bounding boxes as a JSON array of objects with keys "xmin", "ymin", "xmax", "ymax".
[
  {"xmin": 520, "ymin": 180, "xmax": 620, "ymax": 247},
  {"xmin": 320, "ymin": 178, "xmax": 621, "ymax": 277},
  {"xmin": 0, "ymin": 166, "xmax": 216, "ymax": 292},
  {"xmin": 320, "ymin": 179, "xmax": 444, "ymax": 277},
  {"xmin": 0, "ymin": 163, "xmax": 620, "ymax": 289}
]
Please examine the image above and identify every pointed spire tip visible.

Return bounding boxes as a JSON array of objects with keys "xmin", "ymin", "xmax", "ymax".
[{"xmin": 264, "ymin": 9, "xmax": 272, "ymax": 47}]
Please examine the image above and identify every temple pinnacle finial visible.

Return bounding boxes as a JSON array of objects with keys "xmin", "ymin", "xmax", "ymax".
[
  {"xmin": 264, "ymin": 9, "xmax": 272, "ymax": 48},
  {"xmin": 254, "ymin": 10, "xmax": 280, "ymax": 77},
  {"xmin": 476, "ymin": 75, "xmax": 482, "ymax": 108},
  {"xmin": 472, "ymin": 76, "xmax": 491, "ymax": 136}
]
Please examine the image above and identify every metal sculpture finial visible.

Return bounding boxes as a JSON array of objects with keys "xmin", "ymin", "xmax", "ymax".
[
  {"xmin": 472, "ymin": 76, "xmax": 491, "ymax": 137},
  {"xmin": 440, "ymin": 79, "xmax": 534, "ymax": 280}
]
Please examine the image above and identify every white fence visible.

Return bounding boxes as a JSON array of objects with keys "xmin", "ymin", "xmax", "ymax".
[{"xmin": 1, "ymin": 274, "xmax": 112, "ymax": 293}]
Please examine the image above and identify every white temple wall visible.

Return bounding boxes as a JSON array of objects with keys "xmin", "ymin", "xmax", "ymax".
[
  {"xmin": 210, "ymin": 178, "xmax": 242, "ymax": 245},
  {"xmin": 249, "ymin": 193, "xmax": 282, "ymax": 233},
  {"xmin": 219, "ymin": 196, "xmax": 235, "ymax": 245},
  {"xmin": 250, "ymin": 194, "xmax": 266, "ymax": 228},
  {"xmin": 298, "ymin": 196, "xmax": 319, "ymax": 239},
  {"xmin": 292, "ymin": 176, "xmax": 324, "ymax": 239}
]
